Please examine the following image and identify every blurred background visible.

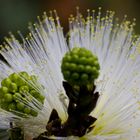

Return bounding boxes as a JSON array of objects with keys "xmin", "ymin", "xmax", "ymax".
[{"xmin": 0, "ymin": 0, "xmax": 140, "ymax": 43}]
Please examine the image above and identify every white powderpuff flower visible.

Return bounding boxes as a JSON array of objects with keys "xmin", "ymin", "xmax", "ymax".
[{"xmin": 0, "ymin": 8, "xmax": 140, "ymax": 140}]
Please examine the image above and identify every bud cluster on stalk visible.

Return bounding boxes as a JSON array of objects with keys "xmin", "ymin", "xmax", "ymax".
[
  {"xmin": 34, "ymin": 48, "xmax": 100, "ymax": 139},
  {"xmin": 61, "ymin": 47, "xmax": 100, "ymax": 85},
  {"xmin": 0, "ymin": 71, "xmax": 45, "ymax": 117}
]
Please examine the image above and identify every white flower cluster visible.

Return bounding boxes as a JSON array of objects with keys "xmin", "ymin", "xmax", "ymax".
[{"xmin": 0, "ymin": 8, "xmax": 140, "ymax": 140}]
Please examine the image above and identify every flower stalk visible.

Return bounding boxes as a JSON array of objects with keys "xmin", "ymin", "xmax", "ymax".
[
  {"xmin": 33, "ymin": 47, "xmax": 100, "ymax": 139},
  {"xmin": 33, "ymin": 82, "xmax": 99, "ymax": 139}
]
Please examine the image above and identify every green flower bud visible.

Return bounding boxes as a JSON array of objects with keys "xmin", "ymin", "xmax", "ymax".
[
  {"xmin": 61, "ymin": 47, "xmax": 100, "ymax": 85},
  {"xmin": 71, "ymin": 55, "xmax": 79, "ymax": 63},
  {"xmin": 1, "ymin": 86, "xmax": 9, "ymax": 93},
  {"xmin": 17, "ymin": 78, "xmax": 26, "ymax": 86},
  {"xmin": 77, "ymin": 65, "xmax": 85, "ymax": 72},
  {"xmin": 24, "ymin": 107, "xmax": 31, "ymax": 114},
  {"xmin": 13, "ymin": 92, "xmax": 22, "ymax": 100},
  {"xmin": 19, "ymin": 85, "xmax": 29, "ymax": 93},
  {"xmin": 19, "ymin": 71, "xmax": 29, "ymax": 79},
  {"xmin": 0, "ymin": 101, "xmax": 9, "ymax": 110},
  {"xmin": 9, "ymin": 83, "xmax": 18, "ymax": 92},
  {"xmin": 79, "ymin": 57, "xmax": 87, "ymax": 65},
  {"xmin": 38, "ymin": 95, "xmax": 45, "ymax": 102},
  {"xmin": 85, "ymin": 65, "xmax": 93, "ymax": 73},
  {"xmin": 0, "ymin": 71, "xmax": 45, "ymax": 117},
  {"xmin": 0, "ymin": 87, "xmax": 8, "ymax": 97},
  {"xmin": 81, "ymin": 74, "xmax": 88, "ymax": 82},
  {"xmin": 71, "ymin": 73, "xmax": 79, "ymax": 80},
  {"xmin": 4, "ymin": 93, "xmax": 13, "ymax": 102},
  {"xmin": 69, "ymin": 63, "xmax": 77, "ymax": 71},
  {"xmin": 9, "ymin": 73, "xmax": 19, "ymax": 82},
  {"xmin": 36, "ymin": 98, "xmax": 43, "ymax": 104},
  {"xmin": 1, "ymin": 78, "xmax": 12, "ymax": 87},
  {"xmin": 8, "ymin": 103, "xmax": 16, "ymax": 111},
  {"xmin": 30, "ymin": 90, "xmax": 40, "ymax": 98},
  {"xmin": 17, "ymin": 102, "xmax": 25, "ymax": 111}
]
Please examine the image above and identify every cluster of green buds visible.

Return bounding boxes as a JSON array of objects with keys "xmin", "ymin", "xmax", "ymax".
[
  {"xmin": 61, "ymin": 47, "xmax": 100, "ymax": 86},
  {"xmin": 34, "ymin": 48, "xmax": 100, "ymax": 139},
  {"xmin": 0, "ymin": 72, "xmax": 45, "ymax": 117}
]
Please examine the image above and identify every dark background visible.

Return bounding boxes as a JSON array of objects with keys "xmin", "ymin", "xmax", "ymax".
[{"xmin": 0, "ymin": 0, "xmax": 140, "ymax": 43}]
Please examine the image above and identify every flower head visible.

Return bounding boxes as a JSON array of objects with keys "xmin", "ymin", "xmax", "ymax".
[
  {"xmin": 0, "ymin": 8, "xmax": 140, "ymax": 140},
  {"xmin": 61, "ymin": 47, "xmax": 100, "ymax": 85}
]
